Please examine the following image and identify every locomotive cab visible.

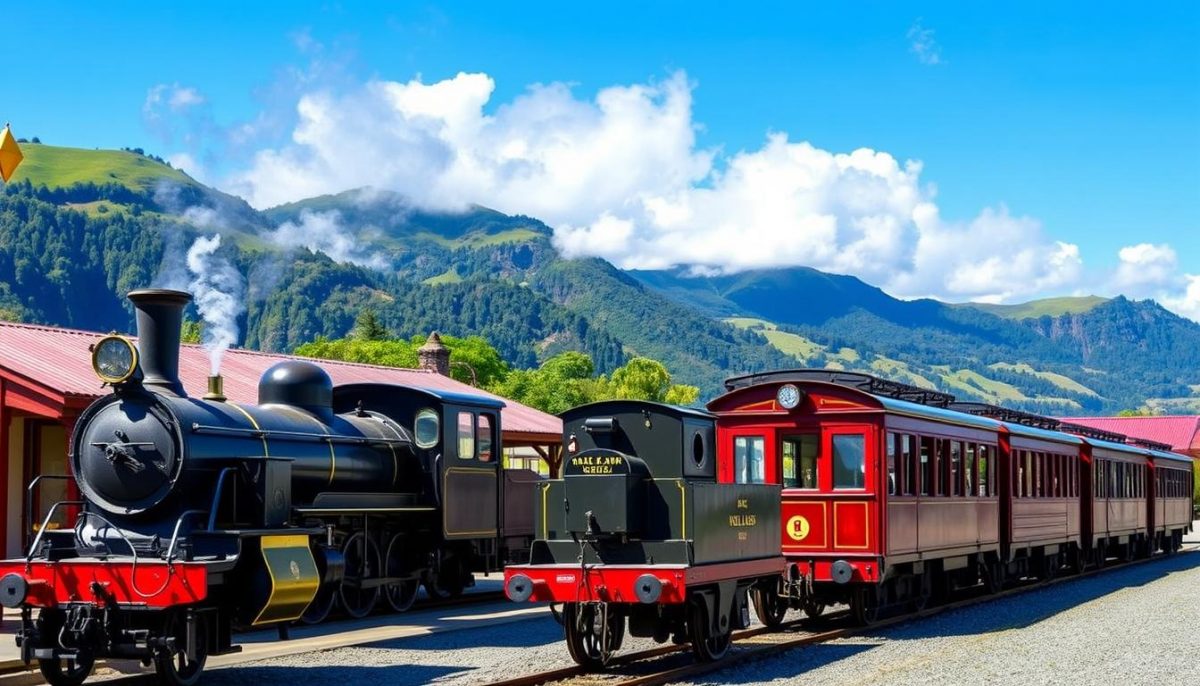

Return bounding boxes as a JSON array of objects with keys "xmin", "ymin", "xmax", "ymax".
[{"xmin": 507, "ymin": 401, "xmax": 784, "ymax": 669}]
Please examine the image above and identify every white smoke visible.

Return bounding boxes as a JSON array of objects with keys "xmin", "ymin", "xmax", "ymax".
[
  {"xmin": 185, "ymin": 235, "xmax": 246, "ymax": 374},
  {"xmin": 265, "ymin": 209, "xmax": 390, "ymax": 269}
]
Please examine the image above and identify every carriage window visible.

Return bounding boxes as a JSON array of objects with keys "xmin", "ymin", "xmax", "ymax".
[
  {"xmin": 782, "ymin": 435, "xmax": 818, "ymax": 489},
  {"xmin": 457, "ymin": 412, "xmax": 475, "ymax": 459},
  {"xmin": 902, "ymin": 434, "xmax": 916, "ymax": 495},
  {"xmin": 920, "ymin": 436, "xmax": 934, "ymax": 496},
  {"xmin": 477, "ymin": 414, "xmax": 493, "ymax": 462},
  {"xmin": 833, "ymin": 434, "xmax": 866, "ymax": 489},
  {"xmin": 886, "ymin": 433, "xmax": 897, "ymax": 495},
  {"xmin": 735, "ymin": 436, "xmax": 766, "ymax": 484},
  {"xmin": 1023, "ymin": 452, "xmax": 1033, "ymax": 498},
  {"xmin": 964, "ymin": 444, "xmax": 976, "ymax": 496},
  {"xmin": 977, "ymin": 445, "xmax": 989, "ymax": 497},
  {"xmin": 950, "ymin": 442, "xmax": 962, "ymax": 497},
  {"xmin": 414, "ymin": 408, "xmax": 440, "ymax": 449}
]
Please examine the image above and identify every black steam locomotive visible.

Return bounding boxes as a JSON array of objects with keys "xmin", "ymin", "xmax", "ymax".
[
  {"xmin": 0, "ymin": 289, "xmax": 539, "ymax": 686},
  {"xmin": 504, "ymin": 401, "xmax": 784, "ymax": 668}
]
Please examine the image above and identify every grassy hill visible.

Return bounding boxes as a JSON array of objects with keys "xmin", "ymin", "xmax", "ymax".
[
  {"xmin": 10, "ymin": 143, "xmax": 197, "ymax": 192},
  {"xmin": 963, "ymin": 296, "xmax": 1109, "ymax": 320}
]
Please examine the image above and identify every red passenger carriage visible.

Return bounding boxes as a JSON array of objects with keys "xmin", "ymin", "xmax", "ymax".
[{"xmin": 708, "ymin": 370, "xmax": 1194, "ymax": 624}]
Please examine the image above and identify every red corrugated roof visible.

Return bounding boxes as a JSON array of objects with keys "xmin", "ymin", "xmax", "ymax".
[
  {"xmin": 0, "ymin": 321, "xmax": 561, "ymax": 440},
  {"xmin": 1058, "ymin": 415, "xmax": 1200, "ymax": 453}
]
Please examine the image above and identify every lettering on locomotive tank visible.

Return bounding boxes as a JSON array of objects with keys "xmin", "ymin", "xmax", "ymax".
[
  {"xmin": 566, "ymin": 453, "xmax": 628, "ymax": 475},
  {"xmin": 729, "ymin": 495, "xmax": 756, "ymax": 527}
]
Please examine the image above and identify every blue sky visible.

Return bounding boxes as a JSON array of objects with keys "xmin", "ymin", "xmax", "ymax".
[{"xmin": 5, "ymin": 2, "xmax": 1199, "ymax": 308}]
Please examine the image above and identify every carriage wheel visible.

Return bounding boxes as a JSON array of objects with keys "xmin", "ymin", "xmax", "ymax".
[
  {"xmin": 688, "ymin": 599, "xmax": 732, "ymax": 662},
  {"xmin": 37, "ymin": 654, "xmax": 94, "ymax": 686},
  {"xmin": 912, "ymin": 574, "xmax": 932, "ymax": 611},
  {"xmin": 340, "ymin": 532, "xmax": 381, "ymax": 619},
  {"xmin": 751, "ymin": 580, "xmax": 788, "ymax": 628},
  {"xmin": 984, "ymin": 562, "xmax": 1005, "ymax": 594},
  {"xmin": 802, "ymin": 598, "xmax": 827, "ymax": 619},
  {"xmin": 153, "ymin": 614, "xmax": 208, "ymax": 686},
  {"xmin": 851, "ymin": 587, "xmax": 881, "ymax": 625},
  {"xmin": 563, "ymin": 603, "xmax": 624, "ymax": 670},
  {"xmin": 384, "ymin": 533, "xmax": 420, "ymax": 613}
]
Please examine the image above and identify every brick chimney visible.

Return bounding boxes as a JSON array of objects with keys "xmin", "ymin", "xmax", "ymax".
[{"xmin": 418, "ymin": 331, "xmax": 450, "ymax": 376}]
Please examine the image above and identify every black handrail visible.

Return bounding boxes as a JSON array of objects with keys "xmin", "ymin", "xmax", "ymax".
[{"xmin": 25, "ymin": 474, "xmax": 73, "ymax": 549}]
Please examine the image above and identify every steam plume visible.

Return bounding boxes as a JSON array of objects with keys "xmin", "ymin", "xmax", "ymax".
[{"xmin": 186, "ymin": 235, "xmax": 246, "ymax": 374}]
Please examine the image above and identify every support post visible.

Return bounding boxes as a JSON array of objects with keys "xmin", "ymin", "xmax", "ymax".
[{"xmin": 0, "ymin": 378, "xmax": 9, "ymax": 556}]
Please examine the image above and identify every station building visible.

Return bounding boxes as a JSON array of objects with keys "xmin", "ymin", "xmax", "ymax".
[
  {"xmin": 1059, "ymin": 415, "xmax": 1200, "ymax": 460},
  {"xmin": 0, "ymin": 323, "xmax": 563, "ymax": 558}
]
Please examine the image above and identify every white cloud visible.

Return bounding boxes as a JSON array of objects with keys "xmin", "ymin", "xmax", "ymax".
[
  {"xmin": 1161, "ymin": 275, "xmax": 1200, "ymax": 322},
  {"xmin": 1108, "ymin": 242, "xmax": 1200, "ymax": 322},
  {"xmin": 907, "ymin": 19, "xmax": 943, "ymax": 66},
  {"xmin": 144, "ymin": 83, "xmax": 206, "ymax": 118},
  {"xmin": 1113, "ymin": 243, "xmax": 1178, "ymax": 295},
  {"xmin": 217, "ymin": 70, "xmax": 1090, "ymax": 303}
]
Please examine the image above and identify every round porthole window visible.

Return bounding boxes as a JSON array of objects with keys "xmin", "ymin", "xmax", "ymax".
[{"xmin": 692, "ymin": 431, "xmax": 707, "ymax": 467}]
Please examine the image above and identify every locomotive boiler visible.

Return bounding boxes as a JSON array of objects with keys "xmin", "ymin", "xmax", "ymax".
[
  {"xmin": 0, "ymin": 289, "xmax": 539, "ymax": 686},
  {"xmin": 503, "ymin": 401, "xmax": 785, "ymax": 668}
]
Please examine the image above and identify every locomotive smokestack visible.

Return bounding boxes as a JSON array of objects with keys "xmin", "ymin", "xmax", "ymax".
[{"xmin": 128, "ymin": 288, "xmax": 192, "ymax": 396}]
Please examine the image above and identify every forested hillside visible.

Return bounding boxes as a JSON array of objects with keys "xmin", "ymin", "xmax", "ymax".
[{"xmin": 3, "ymin": 143, "xmax": 1200, "ymax": 411}]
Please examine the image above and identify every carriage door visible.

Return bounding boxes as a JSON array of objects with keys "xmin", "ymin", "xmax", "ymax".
[
  {"xmin": 442, "ymin": 408, "xmax": 499, "ymax": 539},
  {"xmin": 826, "ymin": 428, "xmax": 874, "ymax": 553}
]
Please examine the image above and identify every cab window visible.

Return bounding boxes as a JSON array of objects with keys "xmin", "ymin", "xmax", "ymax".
[
  {"xmin": 782, "ymin": 435, "xmax": 818, "ymax": 489},
  {"xmin": 832, "ymin": 434, "xmax": 866, "ymax": 489},
  {"xmin": 477, "ymin": 414, "xmax": 493, "ymax": 462},
  {"xmin": 457, "ymin": 412, "xmax": 475, "ymax": 459},
  {"xmin": 414, "ymin": 408, "xmax": 440, "ymax": 449},
  {"xmin": 734, "ymin": 436, "xmax": 766, "ymax": 484}
]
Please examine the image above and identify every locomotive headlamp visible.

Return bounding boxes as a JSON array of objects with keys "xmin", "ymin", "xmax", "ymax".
[{"xmin": 91, "ymin": 335, "xmax": 139, "ymax": 384}]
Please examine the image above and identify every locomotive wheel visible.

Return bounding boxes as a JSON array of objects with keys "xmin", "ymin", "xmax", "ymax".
[
  {"xmin": 802, "ymin": 599, "xmax": 826, "ymax": 619},
  {"xmin": 384, "ymin": 534, "xmax": 420, "ymax": 613},
  {"xmin": 340, "ymin": 532, "xmax": 382, "ymax": 619},
  {"xmin": 424, "ymin": 553, "xmax": 465, "ymax": 600},
  {"xmin": 300, "ymin": 582, "xmax": 338, "ymax": 624},
  {"xmin": 563, "ymin": 603, "xmax": 624, "ymax": 670},
  {"xmin": 37, "ymin": 654, "xmax": 95, "ymax": 686},
  {"xmin": 153, "ymin": 614, "xmax": 208, "ymax": 686},
  {"xmin": 688, "ymin": 600, "xmax": 732, "ymax": 662},
  {"xmin": 751, "ymin": 580, "xmax": 788, "ymax": 628}
]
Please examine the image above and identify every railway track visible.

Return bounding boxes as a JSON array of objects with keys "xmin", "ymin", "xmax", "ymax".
[{"xmin": 483, "ymin": 544, "xmax": 1200, "ymax": 686}]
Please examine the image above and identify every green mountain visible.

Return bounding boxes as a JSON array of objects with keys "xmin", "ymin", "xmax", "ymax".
[
  {"xmin": 3, "ymin": 144, "xmax": 1199, "ymax": 411},
  {"xmin": 960, "ymin": 296, "xmax": 1109, "ymax": 320}
]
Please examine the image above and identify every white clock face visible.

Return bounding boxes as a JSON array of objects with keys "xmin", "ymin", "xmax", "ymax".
[{"xmin": 777, "ymin": 384, "xmax": 801, "ymax": 409}]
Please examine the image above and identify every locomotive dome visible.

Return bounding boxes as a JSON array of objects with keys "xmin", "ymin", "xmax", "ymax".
[{"xmin": 258, "ymin": 360, "xmax": 334, "ymax": 418}]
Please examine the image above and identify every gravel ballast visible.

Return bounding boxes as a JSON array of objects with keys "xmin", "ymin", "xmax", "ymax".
[{"xmin": 190, "ymin": 527, "xmax": 1200, "ymax": 686}]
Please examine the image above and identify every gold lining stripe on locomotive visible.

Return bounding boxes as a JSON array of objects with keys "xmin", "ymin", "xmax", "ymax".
[
  {"xmin": 252, "ymin": 534, "xmax": 320, "ymax": 626},
  {"xmin": 229, "ymin": 403, "xmax": 269, "ymax": 458},
  {"xmin": 442, "ymin": 467, "xmax": 499, "ymax": 537},
  {"xmin": 675, "ymin": 481, "xmax": 687, "ymax": 540},
  {"xmin": 541, "ymin": 481, "xmax": 550, "ymax": 540},
  {"xmin": 290, "ymin": 410, "xmax": 338, "ymax": 485}
]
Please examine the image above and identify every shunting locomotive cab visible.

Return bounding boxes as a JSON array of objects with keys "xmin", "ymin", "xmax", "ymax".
[{"xmin": 504, "ymin": 401, "xmax": 784, "ymax": 669}]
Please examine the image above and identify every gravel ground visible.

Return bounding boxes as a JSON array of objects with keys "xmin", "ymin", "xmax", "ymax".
[{"xmin": 192, "ymin": 524, "xmax": 1200, "ymax": 686}]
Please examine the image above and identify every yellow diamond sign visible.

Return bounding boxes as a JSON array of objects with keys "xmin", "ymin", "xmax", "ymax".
[{"xmin": 0, "ymin": 126, "xmax": 24, "ymax": 182}]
